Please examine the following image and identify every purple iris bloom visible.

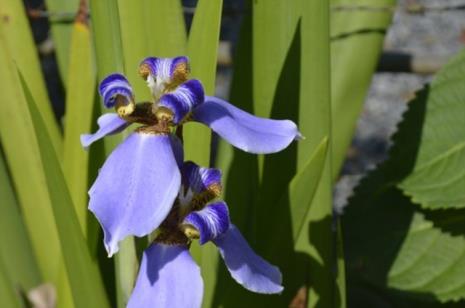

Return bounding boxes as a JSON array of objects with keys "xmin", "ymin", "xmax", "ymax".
[
  {"xmin": 81, "ymin": 57, "xmax": 301, "ymax": 256},
  {"xmin": 127, "ymin": 162, "xmax": 283, "ymax": 308}
]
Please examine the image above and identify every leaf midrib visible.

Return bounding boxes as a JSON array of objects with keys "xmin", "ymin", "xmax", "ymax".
[{"xmin": 411, "ymin": 140, "xmax": 465, "ymax": 173}]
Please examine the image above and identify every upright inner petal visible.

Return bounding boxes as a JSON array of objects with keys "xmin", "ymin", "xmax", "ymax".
[
  {"xmin": 183, "ymin": 201, "xmax": 230, "ymax": 244},
  {"xmin": 139, "ymin": 56, "xmax": 190, "ymax": 101},
  {"xmin": 158, "ymin": 79, "xmax": 205, "ymax": 124},
  {"xmin": 178, "ymin": 161, "xmax": 222, "ymax": 210},
  {"xmin": 99, "ymin": 73, "xmax": 134, "ymax": 109}
]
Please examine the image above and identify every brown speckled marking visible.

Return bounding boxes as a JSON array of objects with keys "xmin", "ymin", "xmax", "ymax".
[
  {"xmin": 75, "ymin": 0, "xmax": 89, "ymax": 25},
  {"xmin": 138, "ymin": 63, "xmax": 151, "ymax": 80}
]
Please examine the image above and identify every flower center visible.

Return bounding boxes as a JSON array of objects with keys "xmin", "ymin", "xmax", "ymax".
[
  {"xmin": 153, "ymin": 182, "xmax": 222, "ymax": 245},
  {"xmin": 178, "ymin": 186, "xmax": 195, "ymax": 208},
  {"xmin": 146, "ymin": 74, "xmax": 168, "ymax": 102}
]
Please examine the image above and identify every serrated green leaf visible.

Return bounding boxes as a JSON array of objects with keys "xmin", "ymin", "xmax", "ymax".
[
  {"xmin": 0, "ymin": 147, "xmax": 41, "ymax": 291},
  {"xmin": 345, "ymin": 185, "xmax": 465, "ymax": 303},
  {"xmin": 63, "ymin": 22, "xmax": 96, "ymax": 235},
  {"xmin": 183, "ymin": 0, "xmax": 223, "ymax": 167},
  {"xmin": 433, "ymin": 49, "xmax": 465, "ymax": 86},
  {"xmin": 44, "ymin": 0, "xmax": 79, "ymax": 82},
  {"xmin": 344, "ymin": 70, "xmax": 465, "ymax": 302},
  {"xmin": 343, "ymin": 79, "xmax": 429, "ymax": 290},
  {"xmin": 0, "ymin": 0, "xmax": 62, "ymax": 157},
  {"xmin": 20, "ymin": 73, "xmax": 110, "ymax": 308},
  {"xmin": 330, "ymin": 0, "xmax": 394, "ymax": 179},
  {"xmin": 399, "ymin": 49, "xmax": 465, "ymax": 209},
  {"xmin": 389, "ymin": 211, "xmax": 465, "ymax": 302}
]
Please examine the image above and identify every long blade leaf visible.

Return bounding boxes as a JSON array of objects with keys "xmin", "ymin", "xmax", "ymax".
[
  {"xmin": 0, "ymin": 147, "xmax": 41, "ymax": 291},
  {"xmin": 330, "ymin": 0, "xmax": 395, "ymax": 178},
  {"xmin": 183, "ymin": 0, "xmax": 223, "ymax": 166},
  {"xmin": 182, "ymin": 2, "xmax": 223, "ymax": 306},
  {"xmin": 0, "ymin": 22, "xmax": 61, "ymax": 286},
  {"xmin": 0, "ymin": 259, "xmax": 21, "ymax": 308},
  {"xmin": 44, "ymin": 0, "xmax": 79, "ymax": 82},
  {"xmin": 20, "ymin": 72, "xmax": 110, "ymax": 308},
  {"xmin": 63, "ymin": 21, "xmax": 96, "ymax": 234},
  {"xmin": 0, "ymin": 0, "xmax": 62, "ymax": 156}
]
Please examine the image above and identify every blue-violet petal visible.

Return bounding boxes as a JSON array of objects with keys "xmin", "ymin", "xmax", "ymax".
[
  {"xmin": 181, "ymin": 161, "xmax": 221, "ymax": 194},
  {"xmin": 127, "ymin": 243, "xmax": 203, "ymax": 308},
  {"xmin": 192, "ymin": 96, "xmax": 301, "ymax": 154},
  {"xmin": 89, "ymin": 132, "xmax": 181, "ymax": 256},
  {"xmin": 213, "ymin": 224, "xmax": 284, "ymax": 294},
  {"xmin": 140, "ymin": 56, "xmax": 189, "ymax": 81},
  {"xmin": 99, "ymin": 73, "xmax": 134, "ymax": 108},
  {"xmin": 183, "ymin": 201, "xmax": 230, "ymax": 244},
  {"xmin": 159, "ymin": 79, "xmax": 205, "ymax": 124},
  {"xmin": 169, "ymin": 134, "xmax": 184, "ymax": 168},
  {"xmin": 80, "ymin": 113, "xmax": 130, "ymax": 149}
]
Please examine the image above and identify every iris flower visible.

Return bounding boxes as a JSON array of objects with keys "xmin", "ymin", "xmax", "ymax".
[
  {"xmin": 81, "ymin": 57, "xmax": 301, "ymax": 256},
  {"xmin": 127, "ymin": 161, "xmax": 283, "ymax": 308}
]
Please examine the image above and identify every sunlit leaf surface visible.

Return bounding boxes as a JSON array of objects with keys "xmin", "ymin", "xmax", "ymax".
[{"xmin": 20, "ymin": 73, "xmax": 110, "ymax": 308}]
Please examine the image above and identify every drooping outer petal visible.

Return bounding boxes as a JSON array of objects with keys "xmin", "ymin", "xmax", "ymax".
[
  {"xmin": 89, "ymin": 132, "xmax": 181, "ymax": 256},
  {"xmin": 213, "ymin": 224, "xmax": 283, "ymax": 294},
  {"xmin": 192, "ymin": 96, "xmax": 301, "ymax": 154},
  {"xmin": 184, "ymin": 201, "xmax": 230, "ymax": 244},
  {"xmin": 127, "ymin": 243, "xmax": 203, "ymax": 308},
  {"xmin": 80, "ymin": 113, "xmax": 130, "ymax": 149}
]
